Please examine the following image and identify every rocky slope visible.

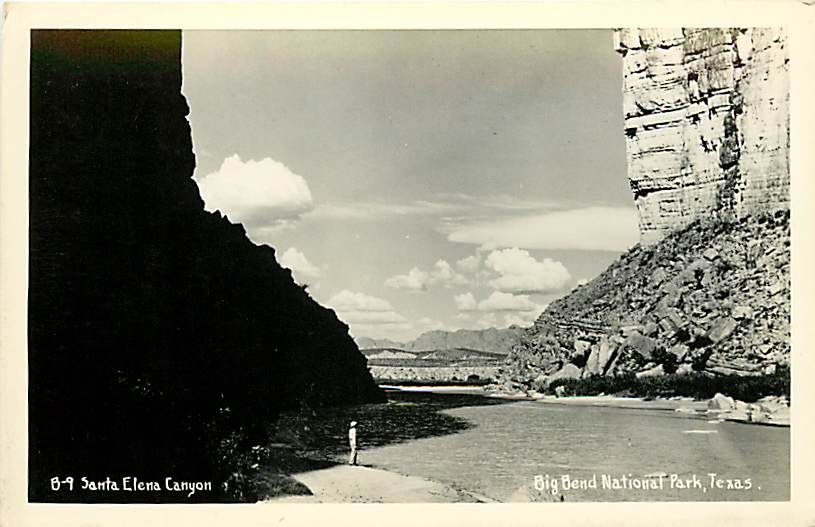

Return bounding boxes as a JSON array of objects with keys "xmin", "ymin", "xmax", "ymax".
[
  {"xmin": 356, "ymin": 326, "xmax": 525, "ymax": 354},
  {"xmin": 28, "ymin": 30, "xmax": 383, "ymax": 501},
  {"xmin": 499, "ymin": 211, "xmax": 789, "ymax": 390}
]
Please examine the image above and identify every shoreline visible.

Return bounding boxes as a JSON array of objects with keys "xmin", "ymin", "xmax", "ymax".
[
  {"xmin": 265, "ymin": 464, "xmax": 484, "ymax": 503},
  {"xmin": 382, "ymin": 384, "xmax": 791, "ymax": 426}
]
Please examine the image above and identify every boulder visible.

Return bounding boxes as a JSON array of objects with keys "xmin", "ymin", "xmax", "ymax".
[
  {"xmin": 572, "ymin": 338, "xmax": 592, "ymax": 361},
  {"xmin": 623, "ymin": 334, "xmax": 657, "ymax": 360},
  {"xmin": 597, "ymin": 337, "xmax": 615, "ymax": 374},
  {"xmin": 731, "ymin": 306, "xmax": 753, "ymax": 320},
  {"xmin": 658, "ymin": 318, "xmax": 675, "ymax": 333},
  {"xmin": 668, "ymin": 344, "xmax": 688, "ymax": 360},
  {"xmin": 703, "ymin": 248, "xmax": 719, "ymax": 261},
  {"xmin": 708, "ymin": 392, "xmax": 736, "ymax": 411},
  {"xmin": 584, "ymin": 346, "xmax": 602, "ymax": 375},
  {"xmin": 768, "ymin": 280, "xmax": 786, "ymax": 296},
  {"xmin": 643, "ymin": 321, "xmax": 659, "ymax": 336},
  {"xmin": 757, "ymin": 395, "xmax": 788, "ymax": 414},
  {"xmin": 620, "ymin": 325, "xmax": 643, "ymax": 338},
  {"xmin": 650, "ymin": 267, "xmax": 668, "ymax": 286},
  {"xmin": 635, "ymin": 364, "xmax": 664, "ymax": 378},
  {"xmin": 550, "ymin": 363, "xmax": 582, "ymax": 381},
  {"xmin": 707, "ymin": 317, "xmax": 739, "ymax": 343},
  {"xmin": 675, "ymin": 363, "xmax": 694, "ymax": 375}
]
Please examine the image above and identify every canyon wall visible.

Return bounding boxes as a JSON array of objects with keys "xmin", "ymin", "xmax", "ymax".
[
  {"xmin": 614, "ymin": 28, "xmax": 789, "ymax": 244},
  {"xmin": 498, "ymin": 27, "xmax": 791, "ymax": 393},
  {"xmin": 28, "ymin": 30, "xmax": 383, "ymax": 501}
]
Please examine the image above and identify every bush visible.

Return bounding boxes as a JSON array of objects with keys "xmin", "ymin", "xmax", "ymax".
[
  {"xmin": 652, "ymin": 347, "xmax": 678, "ymax": 374},
  {"xmin": 543, "ymin": 366, "xmax": 789, "ymax": 402}
]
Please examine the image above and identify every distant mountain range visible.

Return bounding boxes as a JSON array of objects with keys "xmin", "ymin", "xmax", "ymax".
[{"xmin": 355, "ymin": 326, "xmax": 526, "ymax": 355}]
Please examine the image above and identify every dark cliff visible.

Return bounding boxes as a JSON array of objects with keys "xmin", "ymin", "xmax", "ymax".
[{"xmin": 28, "ymin": 30, "xmax": 383, "ymax": 501}]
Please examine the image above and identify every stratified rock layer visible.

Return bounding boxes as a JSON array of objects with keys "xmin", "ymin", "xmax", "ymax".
[
  {"xmin": 500, "ymin": 29, "xmax": 790, "ymax": 391},
  {"xmin": 28, "ymin": 30, "xmax": 383, "ymax": 500},
  {"xmin": 615, "ymin": 28, "xmax": 789, "ymax": 244}
]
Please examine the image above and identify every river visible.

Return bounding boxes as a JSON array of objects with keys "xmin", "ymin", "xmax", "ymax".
[
  {"xmin": 273, "ymin": 389, "xmax": 789, "ymax": 502},
  {"xmin": 357, "ymin": 391, "xmax": 789, "ymax": 502}
]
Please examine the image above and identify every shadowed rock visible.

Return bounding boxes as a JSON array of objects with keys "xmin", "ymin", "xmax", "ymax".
[{"xmin": 28, "ymin": 30, "xmax": 383, "ymax": 501}]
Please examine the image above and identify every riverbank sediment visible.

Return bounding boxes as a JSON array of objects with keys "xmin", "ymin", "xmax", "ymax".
[{"xmin": 266, "ymin": 464, "xmax": 480, "ymax": 503}]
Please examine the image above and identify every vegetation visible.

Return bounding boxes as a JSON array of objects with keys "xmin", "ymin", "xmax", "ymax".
[{"xmin": 540, "ymin": 365, "xmax": 790, "ymax": 403}]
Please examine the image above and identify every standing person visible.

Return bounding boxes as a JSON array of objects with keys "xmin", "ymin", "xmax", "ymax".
[{"xmin": 348, "ymin": 421, "xmax": 358, "ymax": 465}]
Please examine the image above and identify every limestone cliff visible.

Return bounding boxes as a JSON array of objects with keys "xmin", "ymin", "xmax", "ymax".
[
  {"xmin": 28, "ymin": 30, "xmax": 383, "ymax": 501},
  {"xmin": 499, "ymin": 28, "xmax": 790, "ymax": 391},
  {"xmin": 615, "ymin": 28, "xmax": 788, "ymax": 244}
]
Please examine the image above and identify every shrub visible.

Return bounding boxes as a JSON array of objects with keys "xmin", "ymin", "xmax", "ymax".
[{"xmin": 542, "ymin": 367, "xmax": 789, "ymax": 402}]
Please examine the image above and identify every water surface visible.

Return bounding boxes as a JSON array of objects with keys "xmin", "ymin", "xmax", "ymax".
[{"xmin": 357, "ymin": 395, "xmax": 789, "ymax": 502}]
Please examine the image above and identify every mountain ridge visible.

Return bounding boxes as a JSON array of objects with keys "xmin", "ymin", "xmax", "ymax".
[{"xmin": 356, "ymin": 326, "xmax": 525, "ymax": 354}]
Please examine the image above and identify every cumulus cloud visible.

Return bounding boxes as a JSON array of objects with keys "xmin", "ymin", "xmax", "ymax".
[
  {"xmin": 384, "ymin": 267, "xmax": 430, "ymax": 291},
  {"xmin": 458, "ymin": 304, "xmax": 544, "ymax": 331},
  {"xmin": 196, "ymin": 154, "xmax": 314, "ymax": 227},
  {"xmin": 456, "ymin": 254, "xmax": 482, "ymax": 274},
  {"xmin": 325, "ymin": 290, "xmax": 408, "ymax": 327},
  {"xmin": 455, "ymin": 290, "xmax": 543, "ymax": 317},
  {"xmin": 385, "ymin": 259, "xmax": 468, "ymax": 291},
  {"xmin": 327, "ymin": 290, "xmax": 395, "ymax": 313},
  {"xmin": 477, "ymin": 291, "xmax": 541, "ymax": 312},
  {"xmin": 430, "ymin": 260, "xmax": 469, "ymax": 286},
  {"xmin": 442, "ymin": 206, "xmax": 639, "ymax": 252},
  {"xmin": 454, "ymin": 292, "xmax": 478, "ymax": 311},
  {"xmin": 501, "ymin": 311, "xmax": 542, "ymax": 328},
  {"xmin": 484, "ymin": 248, "xmax": 571, "ymax": 294},
  {"xmin": 278, "ymin": 247, "xmax": 322, "ymax": 282}
]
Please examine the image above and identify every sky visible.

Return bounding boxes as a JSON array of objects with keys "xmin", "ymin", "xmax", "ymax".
[{"xmin": 181, "ymin": 30, "xmax": 638, "ymax": 342}]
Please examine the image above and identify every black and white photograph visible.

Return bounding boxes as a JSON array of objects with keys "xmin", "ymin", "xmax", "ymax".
[{"xmin": 2, "ymin": 3, "xmax": 814, "ymax": 524}]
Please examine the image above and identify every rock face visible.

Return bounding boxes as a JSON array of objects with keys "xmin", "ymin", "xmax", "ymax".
[
  {"xmin": 614, "ymin": 28, "xmax": 789, "ymax": 245},
  {"xmin": 498, "ymin": 29, "xmax": 790, "ymax": 391},
  {"xmin": 28, "ymin": 30, "xmax": 383, "ymax": 500}
]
